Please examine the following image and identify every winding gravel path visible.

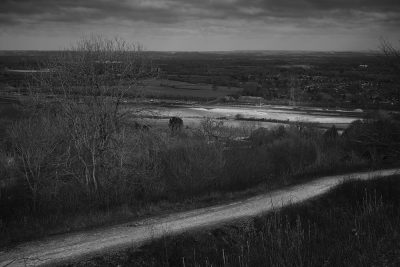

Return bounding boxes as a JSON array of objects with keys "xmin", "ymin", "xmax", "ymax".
[{"xmin": 1, "ymin": 168, "xmax": 399, "ymax": 267}]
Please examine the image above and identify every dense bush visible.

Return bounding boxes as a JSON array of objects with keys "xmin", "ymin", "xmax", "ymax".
[
  {"xmin": 227, "ymin": 125, "xmax": 348, "ymax": 189},
  {"xmin": 161, "ymin": 138, "xmax": 225, "ymax": 196},
  {"xmin": 249, "ymin": 125, "xmax": 286, "ymax": 146},
  {"xmin": 266, "ymin": 137, "xmax": 318, "ymax": 178},
  {"xmin": 3, "ymin": 116, "xmax": 397, "ymax": 215},
  {"xmin": 342, "ymin": 119, "xmax": 400, "ymax": 162}
]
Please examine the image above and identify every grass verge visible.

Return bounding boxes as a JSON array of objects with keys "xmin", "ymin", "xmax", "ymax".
[{"xmin": 76, "ymin": 175, "xmax": 400, "ymax": 267}]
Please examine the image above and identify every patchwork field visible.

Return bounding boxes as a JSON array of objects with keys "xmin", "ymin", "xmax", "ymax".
[{"xmin": 136, "ymin": 79, "xmax": 241, "ymax": 100}]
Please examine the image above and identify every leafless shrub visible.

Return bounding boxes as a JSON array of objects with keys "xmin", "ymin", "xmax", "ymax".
[
  {"xmin": 380, "ymin": 39, "xmax": 400, "ymax": 73},
  {"xmin": 8, "ymin": 115, "xmax": 66, "ymax": 210},
  {"xmin": 379, "ymin": 39, "xmax": 400, "ymax": 103},
  {"xmin": 199, "ymin": 117, "xmax": 234, "ymax": 141},
  {"xmin": 48, "ymin": 36, "xmax": 150, "ymax": 194},
  {"xmin": 10, "ymin": 35, "xmax": 152, "ymax": 200}
]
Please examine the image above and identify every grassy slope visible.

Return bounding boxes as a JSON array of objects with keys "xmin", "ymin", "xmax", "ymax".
[{"xmin": 77, "ymin": 176, "xmax": 400, "ymax": 267}]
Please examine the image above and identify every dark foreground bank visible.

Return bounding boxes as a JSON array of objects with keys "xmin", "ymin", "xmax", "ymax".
[{"xmin": 76, "ymin": 176, "xmax": 400, "ymax": 267}]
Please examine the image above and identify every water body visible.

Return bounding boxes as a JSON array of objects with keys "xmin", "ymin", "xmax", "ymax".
[{"xmin": 127, "ymin": 104, "xmax": 363, "ymax": 131}]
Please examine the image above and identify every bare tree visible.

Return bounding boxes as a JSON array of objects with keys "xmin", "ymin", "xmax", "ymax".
[
  {"xmin": 199, "ymin": 118, "xmax": 234, "ymax": 141},
  {"xmin": 380, "ymin": 39, "xmax": 400, "ymax": 72},
  {"xmin": 9, "ymin": 116, "xmax": 64, "ymax": 211},
  {"xmin": 14, "ymin": 35, "xmax": 152, "ymax": 196}
]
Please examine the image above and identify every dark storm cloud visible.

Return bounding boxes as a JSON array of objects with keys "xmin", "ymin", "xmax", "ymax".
[
  {"xmin": 189, "ymin": 0, "xmax": 400, "ymax": 26},
  {"xmin": 0, "ymin": 0, "xmax": 181, "ymax": 25},
  {"xmin": 1, "ymin": 0, "xmax": 399, "ymax": 27}
]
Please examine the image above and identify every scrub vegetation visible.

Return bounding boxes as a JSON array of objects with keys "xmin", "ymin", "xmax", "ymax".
[
  {"xmin": 0, "ymin": 37, "xmax": 399, "ymax": 251},
  {"xmin": 1, "ymin": 101, "xmax": 399, "ymax": 247}
]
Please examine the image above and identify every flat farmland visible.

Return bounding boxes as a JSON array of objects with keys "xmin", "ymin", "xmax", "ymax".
[{"xmin": 136, "ymin": 79, "xmax": 241, "ymax": 100}]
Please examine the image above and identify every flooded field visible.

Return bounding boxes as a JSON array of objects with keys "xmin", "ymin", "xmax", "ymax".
[{"xmin": 126, "ymin": 103, "xmax": 363, "ymax": 131}]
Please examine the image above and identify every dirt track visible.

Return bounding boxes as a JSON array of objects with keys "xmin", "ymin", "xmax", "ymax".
[{"xmin": 0, "ymin": 168, "xmax": 399, "ymax": 267}]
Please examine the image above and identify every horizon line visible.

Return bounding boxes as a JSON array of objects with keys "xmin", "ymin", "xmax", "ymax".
[{"xmin": 0, "ymin": 49, "xmax": 380, "ymax": 53}]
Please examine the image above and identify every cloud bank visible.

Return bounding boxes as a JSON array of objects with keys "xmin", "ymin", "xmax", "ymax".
[{"xmin": 0, "ymin": 0, "xmax": 399, "ymax": 50}]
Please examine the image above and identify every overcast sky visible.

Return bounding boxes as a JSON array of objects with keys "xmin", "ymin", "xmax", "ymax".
[{"xmin": 0, "ymin": 0, "xmax": 399, "ymax": 51}]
